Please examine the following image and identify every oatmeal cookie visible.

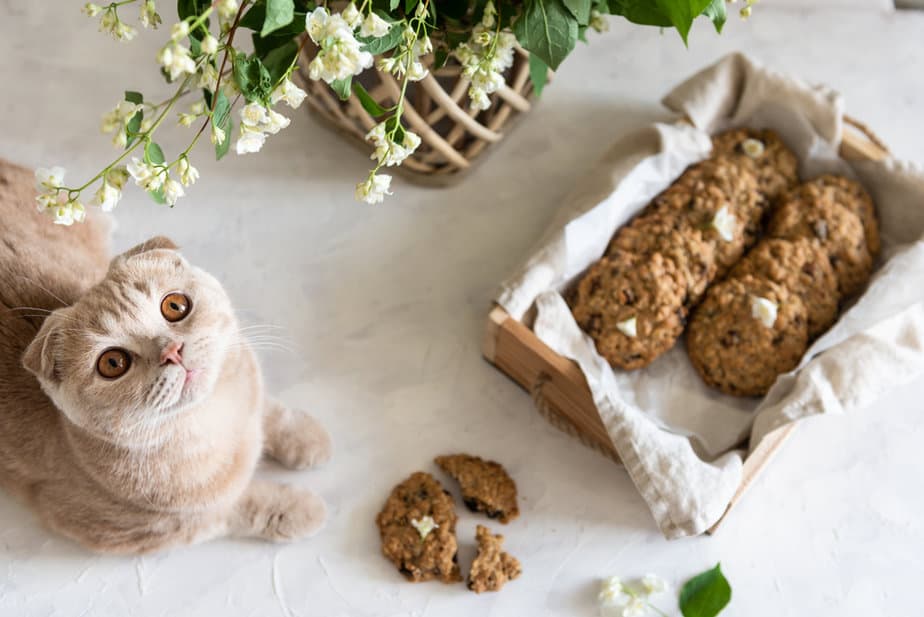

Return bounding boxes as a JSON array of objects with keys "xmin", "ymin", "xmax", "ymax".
[
  {"xmin": 711, "ymin": 128, "xmax": 800, "ymax": 200},
  {"xmin": 467, "ymin": 525, "xmax": 522, "ymax": 594},
  {"xmin": 435, "ymin": 454, "xmax": 519, "ymax": 523},
  {"xmin": 730, "ymin": 238, "xmax": 840, "ymax": 338},
  {"xmin": 786, "ymin": 174, "xmax": 880, "ymax": 257},
  {"xmin": 376, "ymin": 472, "xmax": 462, "ymax": 583},
  {"xmin": 768, "ymin": 196, "xmax": 873, "ymax": 297},
  {"xmin": 571, "ymin": 250, "xmax": 688, "ymax": 370},
  {"xmin": 606, "ymin": 212, "xmax": 717, "ymax": 304},
  {"xmin": 687, "ymin": 275, "xmax": 809, "ymax": 397}
]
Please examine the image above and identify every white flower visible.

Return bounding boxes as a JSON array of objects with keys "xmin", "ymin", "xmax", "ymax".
[
  {"xmin": 263, "ymin": 109, "xmax": 290, "ymax": 134},
  {"xmin": 177, "ymin": 157, "xmax": 199, "ymax": 187},
  {"xmin": 100, "ymin": 100, "xmax": 142, "ymax": 149},
  {"xmin": 139, "ymin": 0, "xmax": 161, "ymax": 29},
  {"xmin": 590, "ymin": 10, "xmax": 609, "ymax": 33},
  {"xmin": 35, "ymin": 166, "xmax": 66, "ymax": 191},
  {"xmin": 162, "ymin": 178, "xmax": 185, "ymax": 206},
  {"xmin": 198, "ymin": 63, "xmax": 219, "ymax": 92},
  {"xmin": 751, "ymin": 295, "xmax": 778, "ymax": 328},
  {"xmin": 127, "ymin": 157, "xmax": 164, "ymax": 191},
  {"xmin": 170, "ymin": 21, "xmax": 190, "ymax": 41},
  {"xmin": 235, "ymin": 128, "xmax": 267, "ymax": 155},
  {"xmin": 92, "ymin": 181, "xmax": 121, "ymax": 212},
  {"xmin": 51, "ymin": 201, "xmax": 86, "ymax": 226},
  {"xmin": 641, "ymin": 574, "xmax": 668, "ymax": 595},
  {"xmin": 711, "ymin": 205, "xmax": 737, "ymax": 242},
  {"xmin": 216, "ymin": 0, "xmax": 239, "ymax": 20},
  {"xmin": 365, "ymin": 122, "xmax": 420, "ymax": 167},
  {"xmin": 454, "ymin": 15, "xmax": 516, "ymax": 111},
  {"xmin": 83, "ymin": 3, "xmax": 102, "ymax": 17},
  {"xmin": 341, "ymin": 2, "xmax": 362, "ymax": 29},
  {"xmin": 355, "ymin": 173, "xmax": 392, "ymax": 204},
  {"xmin": 616, "ymin": 317, "xmax": 637, "ymax": 338},
  {"xmin": 481, "ymin": 0, "xmax": 497, "ymax": 27},
  {"xmin": 106, "ymin": 166, "xmax": 129, "ymax": 190},
  {"xmin": 410, "ymin": 515, "xmax": 439, "ymax": 540},
  {"xmin": 210, "ymin": 124, "xmax": 226, "ymax": 146},
  {"xmin": 598, "ymin": 576, "xmax": 628, "ymax": 607},
  {"xmin": 359, "ymin": 12, "xmax": 391, "ymax": 38},
  {"xmin": 158, "ymin": 42, "xmax": 197, "ymax": 81},
  {"xmin": 406, "ymin": 60, "xmax": 428, "ymax": 81},
  {"xmin": 622, "ymin": 597, "xmax": 647, "ymax": 617},
  {"xmin": 305, "ymin": 7, "xmax": 373, "ymax": 83},
  {"xmin": 741, "ymin": 137, "xmax": 765, "ymax": 158},
  {"xmin": 200, "ymin": 34, "xmax": 219, "ymax": 55},
  {"xmin": 271, "ymin": 78, "xmax": 307, "ymax": 109},
  {"xmin": 240, "ymin": 102, "xmax": 269, "ymax": 129}
]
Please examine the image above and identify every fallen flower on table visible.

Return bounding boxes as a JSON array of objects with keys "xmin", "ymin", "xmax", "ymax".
[{"xmin": 598, "ymin": 564, "xmax": 731, "ymax": 617}]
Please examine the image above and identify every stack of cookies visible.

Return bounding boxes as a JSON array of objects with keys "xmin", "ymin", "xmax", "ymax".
[
  {"xmin": 570, "ymin": 129, "xmax": 799, "ymax": 370},
  {"xmin": 687, "ymin": 175, "xmax": 879, "ymax": 396}
]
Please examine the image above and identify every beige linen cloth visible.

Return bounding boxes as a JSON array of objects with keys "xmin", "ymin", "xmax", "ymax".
[{"xmin": 496, "ymin": 53, "xmax": 924, "ymax": 538}]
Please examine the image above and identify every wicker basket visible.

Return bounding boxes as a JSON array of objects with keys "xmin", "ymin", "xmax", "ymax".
[{"xmin": 294, "ymin": 38, "xmax": 543, "ymax": 186}]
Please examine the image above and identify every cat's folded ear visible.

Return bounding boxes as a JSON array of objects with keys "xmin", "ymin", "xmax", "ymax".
[
  {"xmin": 22, "ymin": 313, "xmax": 63, "ymax": 384},
  {"xmin": 120, "ymin": 236, "xmax": 179, "ymax": 258}
]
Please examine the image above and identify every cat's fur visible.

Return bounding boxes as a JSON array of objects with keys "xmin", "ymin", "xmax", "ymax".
[{"xmin": 0, "ymin": 159, "xmax": 331, "ymax": 553}]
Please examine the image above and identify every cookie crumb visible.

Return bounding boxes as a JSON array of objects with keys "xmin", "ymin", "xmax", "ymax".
[{"xmin": 467, "ymin": 525, "xmax": 522, "ymax": 593}]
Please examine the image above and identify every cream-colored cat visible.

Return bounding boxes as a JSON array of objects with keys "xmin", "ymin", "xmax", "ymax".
[{"xmin": 0, "ymin": 159, "xmax": 331, "ymax": 553}]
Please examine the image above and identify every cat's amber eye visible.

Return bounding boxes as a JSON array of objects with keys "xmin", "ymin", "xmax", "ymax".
[
  {"xmin": 97, "ymin": 348, "xmax": 131, "ymax": 379},
  {"xmin": 160, "ymin": 292, "xmax": 191, "ymax": 323}
]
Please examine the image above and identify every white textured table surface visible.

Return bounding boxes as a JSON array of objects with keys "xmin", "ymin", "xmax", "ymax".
[{"xmin": 2, "ymin": 4, "xmax": 924, "ymax": 616}]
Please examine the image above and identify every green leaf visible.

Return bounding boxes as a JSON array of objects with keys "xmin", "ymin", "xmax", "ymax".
[
  {"xmin": 149, "ymin": 187, "xmax": 167, "ymax": 204},
  {"xmin": 702, "ymin": 0, "xmax": 726, "ymax": 33},
  {"xmin": 212, "ymin": 90, "xmax": 232, "ymax": 160},
  {"xmin": 384, "ymin": 114, "xmax": 406, "ymax": 144},
  {"xmin": 563, "ymin": 0, "xmax": 592, "ymax": 24},
  {"xmin": 260, "ymin": 39, "xmax": 299, "ymax": 83},
  {"xmin": 528, "ymin": 54, "xmax": 549, "ymax": 97},
  {"xmin": 124, "ymin": 91, "xmax": 144, "ymax": 139},
  {"xmin": 177, "ymin": 0, "xmax": 209, "ymax": 21},
  {"xmin": 358, "ymin": 24, "xmax": 404, "ymax": 55},
  {"xmin": 405, "ymin": 0, "xmax": 420, "ymax": 13},
  {"xmin": 390, "ymin": 0, "xmax": 400, "ymax": 9},
  {"xmin": 124, "ymin": 90, "xmax": 143, "ymax": 104},
  {"xmin": 233, "ymin": 54, "xmax": 274, "ymax": 102},
  {"xmin": 353, "ymin": 83, "xmax": 389, "ymax": 116},
  {"xmin": 145, "ymin": 141, "xmax": 166, "ymax": 165},
  {"xmin": 261, "ymin": 0, "xmax": 295, "ymax": 36},
  {"xmin": 607, "ymin": 0, "xmax": 712, "ymax": 44},
  {"xmin": 331, "ymin": 77, "xmax": 352, "ymax": 101},
  {"xmin": 680, "ymin": 564, "xmax": 732, "ymax": 617},
  {"xmin": 433, "ymin": 48, "xmax": 449, "ymax": 69},
  {"xmin": 513, "ymin": 0, "xmax": 578, "ymax": 71}
]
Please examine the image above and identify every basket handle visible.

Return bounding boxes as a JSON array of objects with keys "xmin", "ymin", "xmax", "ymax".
[
  {"xmin": 843, "ymin": 114, "xmax": 890, "ymax": 156},
  {"xmin": 530, "ymin": 373, "xmax": 620, "ymax": 463}
]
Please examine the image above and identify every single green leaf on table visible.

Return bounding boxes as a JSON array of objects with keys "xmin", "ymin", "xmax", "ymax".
[
  {"xmin": 358, "ymin": 24, "xmax": 404, "ymax": 55},
  {"xmin": 701, "ymin": 0, "xmax": 727, "ymax": 33},
  {"xmin": 563, "ymin": 0, "xmax": 592, "ymax": 25},
  {"xmin": 331, "ymin": 77, "xmax": 352, "ymax": 101},
  {"xmin": 212, "ymin": 90, "xmax": 232, "ymax": 161},
  {"xmin": 354, "ymin": 83, "xmax": 389, "ymax": 117},
  {"xmin": 679, "ymin": 563, "xmax": 732, "ymax": 617},
  {"xmin": 261, "ymin": 0, "xmax": 295, "ymax": 36},
  {"xmin": 528, "ymin": 54, "xmax": 550, "ymax": 97},
  {"xmin": 144, "ymin": 141, "xmax": 166, "ymax": 165},
  {"xmin": 513, "ymin": 0, "xmax": 578, "ymax": 71}
]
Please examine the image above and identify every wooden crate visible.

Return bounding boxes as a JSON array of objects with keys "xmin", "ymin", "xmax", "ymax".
[{"xmin": 482, "ymin": 118, "xmax": 890, "ymax": 533}]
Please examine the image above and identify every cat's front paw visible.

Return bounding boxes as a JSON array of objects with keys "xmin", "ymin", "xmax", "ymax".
[
  {"xmin": 259, "ymin": 485, "xmax": 327, "ymax": 542},
  {"xmin": 266, "ymin": 409, "xmax": 333, "ymax": 470}
]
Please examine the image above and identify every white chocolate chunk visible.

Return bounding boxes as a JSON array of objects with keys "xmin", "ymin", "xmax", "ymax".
[
  {"xmin": 742, "ymin": 138, "xmax": 765, "ymax": 158},
  {"xmin": 711, "ymin": 205, "xmax": 737, "ymax": 242},
  {"xmin": 616, "ymin": 316, "xmax": 637, "ymax": 338},
  {"xmin": 751, "ymin": 295, "xmax": 778, "ymax": 328}
]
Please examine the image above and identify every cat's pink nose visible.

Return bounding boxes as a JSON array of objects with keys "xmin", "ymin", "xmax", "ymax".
[{"xmin": 160, "ymin": 341, "xmax": 184, "ymax": 366}]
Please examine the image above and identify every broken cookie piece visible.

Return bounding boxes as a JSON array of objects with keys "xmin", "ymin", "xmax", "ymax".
[
  {"xmin": 435, "ymin": 454, "xmax": 519, "ymax": 523},
  {"xmin": 468, "ymin": 525, "xmax": 522, "ymax": 593},
  {"xmin": 376, "ymin": 471, "xmax": 462, "ymax": 583}
]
